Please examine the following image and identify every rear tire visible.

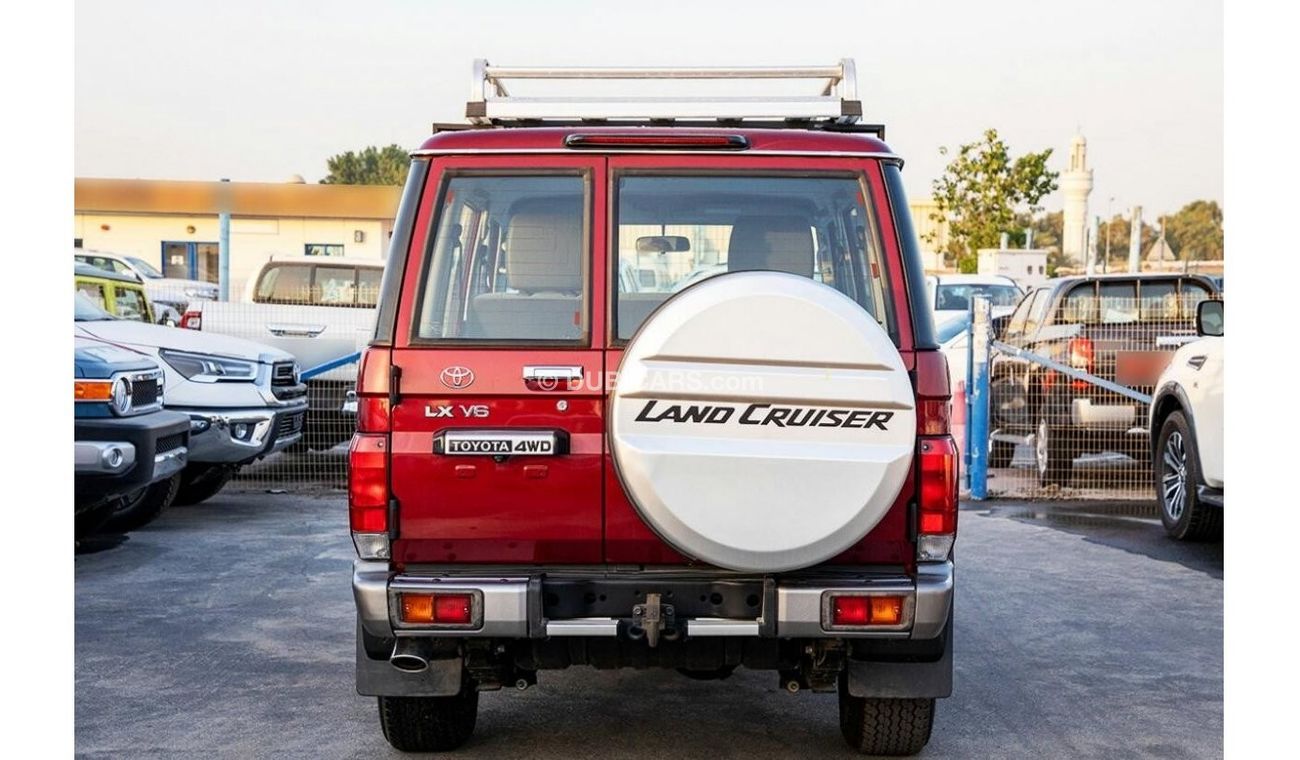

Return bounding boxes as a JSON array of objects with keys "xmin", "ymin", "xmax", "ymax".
[
  {"xmin": 1155, "ymin": 411, "xmax": 1221, "ymax": 540},
  {"xmin": 173, "ymin": 464, "xmax": 236, "ymax": 506},
  {"xmin": 102, "ymin": 473, "xmax": 181, "ymax": 532},
  {"xmin": 378, "ymin": 687, "xmax": 479, "ymax": 753},
  {"xmin": 1035, "ymin": 413, "xmax": 1074, "ymax": 487},
  {"xmin": 988, "ymin": 440, "xmax": 1015, "ymax": 469},
  {"xmin": 838, "ymin": 672, "xmax": 935, "ymax": 756}
]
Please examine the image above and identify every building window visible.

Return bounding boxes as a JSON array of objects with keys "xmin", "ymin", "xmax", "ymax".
[
  {"xmin": 74, "ymin": 238, "xmax": 83, "ymax": 248},
  {"xmin": 305, "ymin": 244, "xmax": 344, "ymax": 257}
]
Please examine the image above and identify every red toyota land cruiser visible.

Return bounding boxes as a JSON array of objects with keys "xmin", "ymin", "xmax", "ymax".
[{"xmin": 350, "ymin": 60, "xmax": 957, "ymax": 756}]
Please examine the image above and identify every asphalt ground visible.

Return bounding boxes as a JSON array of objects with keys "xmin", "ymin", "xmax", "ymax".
[{"xmin": 75, "ymin": 492, "xmax": 1222, "ymax": 758}]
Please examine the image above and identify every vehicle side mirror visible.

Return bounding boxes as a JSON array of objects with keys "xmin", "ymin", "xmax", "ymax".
[
  {"xmin": 991, "ymin": 314, "xmax": 1010, "ymax": 339},
  {"xmin": 1196, "ymin": 300, "xmax": 1223, "ymax": 337}
]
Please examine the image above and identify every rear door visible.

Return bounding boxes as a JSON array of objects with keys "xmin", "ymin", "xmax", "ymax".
[
  {"xmin": 389, "ymin": 156, "xmax": 607, "ymax": 565},
  {"xmin": 602, "ymin": 155, "xmax": 917, "ymax": 566}
]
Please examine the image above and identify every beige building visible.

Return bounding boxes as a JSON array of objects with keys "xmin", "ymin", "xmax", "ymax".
[
  {"xmin": 74, "ymin": 178, "xmax": 402, "ymax": 298},
  {"xmin": 74, "ymin": 178, "xmax": 960, "ymax": 294}
]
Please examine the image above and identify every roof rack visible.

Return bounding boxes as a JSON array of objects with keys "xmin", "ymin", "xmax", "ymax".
[{"xmin": 465, "ymin": 59, "xmax": 864, "ymax": 128}]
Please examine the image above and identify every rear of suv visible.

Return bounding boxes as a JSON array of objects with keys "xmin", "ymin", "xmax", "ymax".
[{"xmin": 350, "ymin": 60, "xmax": 957, "ymax": 756}]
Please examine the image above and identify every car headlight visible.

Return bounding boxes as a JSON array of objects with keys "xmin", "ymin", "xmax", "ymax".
[
  {"xmin": 184, "ymin": 287, "xmax": 219, "ymax": 300},
  {"xmin": 110, "ymin": 377, "xmax": 132, "ymax": 415},
  {"xmin": 159, "ymin": 349, "xmax": 257, "ymax": 382}
]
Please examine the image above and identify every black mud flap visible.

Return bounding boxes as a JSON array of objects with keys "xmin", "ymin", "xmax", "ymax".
[
  {"xmin": 846, "ymin": 620, "xmax": 953, "ymax": 699},
  {"xmin": 355, "ymin": 632, "xmax": 464, "ymax": 697}
]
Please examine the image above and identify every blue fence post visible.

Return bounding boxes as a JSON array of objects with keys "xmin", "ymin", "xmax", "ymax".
[
  {"xmin": 963, "ymin": 300, "xmax": 975, "ymax": 491},
  {"xmin": 218, "ymin": 178, "xmax": 231, "ymax": 301},
  {"xmin": 969, "ymin": 296, "xmax": 992, "ymax": 500}
]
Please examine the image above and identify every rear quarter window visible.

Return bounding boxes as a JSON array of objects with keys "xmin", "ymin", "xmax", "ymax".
[
  {"xmin": 256, "ymin": 264, "xmax": 312, "ymax": 304},
  {"xmin": 414, "ymin": 174, "xmax": 588, "ymax": 342}
]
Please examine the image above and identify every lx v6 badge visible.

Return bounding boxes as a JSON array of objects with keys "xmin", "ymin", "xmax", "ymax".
[{"xmin": 425, "ymin": 404, "xmax": 490, "ymax": 418}]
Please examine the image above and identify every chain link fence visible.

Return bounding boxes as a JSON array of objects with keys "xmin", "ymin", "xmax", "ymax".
[
  {"xmin": 960, "ymin": 293, "xmax": 1217, "ymax": 501},
  {"xmin": 194, "ymin": 280, "xmax": 1216, "ymax": 504},
  {"xmin": 180, "ymin": 283, "xmax": 376, "ymax": 491}
]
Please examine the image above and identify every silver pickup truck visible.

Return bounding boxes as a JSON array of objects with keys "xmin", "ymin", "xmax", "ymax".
[{"xmin": 182, "ymin": 255, "xmax": 381, "ymax": 449}]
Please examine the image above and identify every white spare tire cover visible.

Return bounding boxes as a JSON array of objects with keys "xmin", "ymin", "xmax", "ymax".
[{"xmin": 611, "ymin": 272, "xmax": 916, "ymax": 572}]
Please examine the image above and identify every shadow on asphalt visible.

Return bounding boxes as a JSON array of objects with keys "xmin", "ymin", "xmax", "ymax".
[
  {"xmin": 966, "ymin": 500, "xmax": 1223, "ymax": 579},
  {"xmin": 74, "ymin": 532, "xmax": 129, "ymax": 556}
]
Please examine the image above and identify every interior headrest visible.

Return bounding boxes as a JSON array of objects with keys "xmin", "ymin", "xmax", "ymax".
[
  {"xmin": 506, "ymin": 197, "xmax": 583, "ymax": 293},
  {"xmin": 726, "ymin": 215, "xmax": 814, "ymax": 278}
]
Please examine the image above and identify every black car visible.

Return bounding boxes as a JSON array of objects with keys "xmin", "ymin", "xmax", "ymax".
[
  {"xmin": 987, "ymin": 273, "xmax": 1220, "ymax": 486},
  {"xmin": 74, "ymin": 336, "xmax": 190, "ymax": 538}
]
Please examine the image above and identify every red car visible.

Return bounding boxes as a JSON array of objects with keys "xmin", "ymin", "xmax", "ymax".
[{"xmin": 350, "ymin": 60, "xmax": 957, "ymax": 755}]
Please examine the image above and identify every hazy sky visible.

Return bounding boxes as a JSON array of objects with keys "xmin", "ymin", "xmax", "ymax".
[{"xmin": 75, "ymin": 0, "xmax": 1222, "ymax": 218}]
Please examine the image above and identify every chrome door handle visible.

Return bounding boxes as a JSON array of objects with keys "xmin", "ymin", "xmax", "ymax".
[
  {"xmin": 523, "ymin": 365, "xmax": 584, "ymax": 390},
  {"xmin": 267, "ymin": 323, "xmax": 326, "ymax": 337}
]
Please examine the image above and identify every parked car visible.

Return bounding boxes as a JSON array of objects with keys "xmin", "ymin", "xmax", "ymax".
[
  {"xmin": 75, "ymin": 292, "xmax": 308, "ymax": 506},
  {"xmin": 935, "ymin": 311, "xmax": 970, "ymax": 398},
  {"xmin": 74, "ymin": 336, "xmax": 189, "ymax": 537},
  {"xmin": 925, "ymin": 273, "xmax": 1024, "ymax": 319},
  {"xmin": 988, "ymin": 273, "xmax": 1220, "ymax": 485},
  {"xmin": 1149, "ymin": 300, "xmax": 1223, "ymax": 540},
  {"xmin": 75, "ymin": 262, "xmax": 160, "ymax": 324},
  {"xmin": 348, "ymin": 60, "xmax": 957, "ymax": 757},
  {"xmin": 182, "ymin": 255, "xmax": 382, "ymax": 449},
  {"xmin": 76, "ymin": 249, "xmax": 218, "ymax": 315}
]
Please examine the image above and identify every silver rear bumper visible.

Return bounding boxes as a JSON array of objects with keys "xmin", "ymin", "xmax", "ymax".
[{"xmin": 354, "ymin": 560, "xmax": 954, "ymax": 642}]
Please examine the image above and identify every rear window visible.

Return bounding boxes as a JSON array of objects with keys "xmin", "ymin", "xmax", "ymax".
[
  {"xmin": 1099, "ymin": 282, "xmax": 1138, "ymax": 324},
  {"xmin": 415, "ymin": 175, "xmax": 587, "ymax": 342},
  {"xmin": 614, "ymin": 174, "xmax": 892, "ymax": 341},
  {"xmin": 934, "ymin": 283, "xmax": 1021, "ymax": 311},
  {"xmin": 255, "ymin": 263, "xmax": 382, "ymax": 307}
]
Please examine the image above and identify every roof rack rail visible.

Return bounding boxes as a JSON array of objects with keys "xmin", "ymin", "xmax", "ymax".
[{"xmin": 465, "ymin": 59, "xmax": 864, "ymax": 128}]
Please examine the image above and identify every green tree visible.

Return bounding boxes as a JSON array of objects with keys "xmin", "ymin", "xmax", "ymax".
[
  {"xmin": 1097, "ymin": 214, "xmax": 1158, "ymax": 270},
  {"xmin": 1163, "ymin": 200, "xmax": 1224, "ymax": 261},
  {"xmin": 927, "ymin": 129, "xmax": 1059, "ymax": 273},
  {"xmin": 322, "ymin": 144, "xmax": 409, "ymax": 185}
]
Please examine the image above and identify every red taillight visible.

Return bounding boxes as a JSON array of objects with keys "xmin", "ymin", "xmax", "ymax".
[
  {"xmin": 348, "ymin": 433, "xmax": 388, "ymax": 532},
  {"xmin": 356, "ymin": 348, "xmax": 392, "ymax": 433},
  {"xmin": 434, "ymin": 594, "xmax": 473, "ymax": 625},
  {"xmin": 180, "ymin": 309, "xmax": 201, "ymax": 330},
  {"xmin": 564, "ymin": 133, "xmax": 749, "ymax": 150},
  {"xmin": 832, "ymin": 596, "xmax": 871, "ymax": 626},
  {"xmin": 917, "ymin": 436, "xmax": 959, "ymax": 536},
  {"xmin": 1068, "ymin": 337, "xmax": 1094, "ymax": 391},
  {"xmin": 913, "ymin": 351, "xmax": 951, "ymax": 435}
]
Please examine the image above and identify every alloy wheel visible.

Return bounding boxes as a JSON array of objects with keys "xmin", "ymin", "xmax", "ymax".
[{"xmin": 1161, "ymin": 431, "xmax": 1187, "ymax": 521}]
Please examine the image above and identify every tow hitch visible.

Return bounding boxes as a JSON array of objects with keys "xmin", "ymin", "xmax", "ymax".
[{"xmin": 628, "ymin": 592, "xmax": 678, "ymax": 647}]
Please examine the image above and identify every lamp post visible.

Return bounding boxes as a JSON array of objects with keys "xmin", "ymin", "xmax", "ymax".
[{"xmin": 1103, "ymin": 196, "xmax": 1114, "ymax": 273}]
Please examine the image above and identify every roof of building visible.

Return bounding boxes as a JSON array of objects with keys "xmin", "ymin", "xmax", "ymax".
[
  {"xmin": 75, "ymin": 178, "xmax": 402, "ymax": 220},
  {"xmin": 416, "ymin": 126, "xmax": 894, "ymax": 156}
]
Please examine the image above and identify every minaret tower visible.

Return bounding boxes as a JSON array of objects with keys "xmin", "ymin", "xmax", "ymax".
[{"xmin": 1060, "ymin": 133, "xmax": 1094, "ymax": 269}]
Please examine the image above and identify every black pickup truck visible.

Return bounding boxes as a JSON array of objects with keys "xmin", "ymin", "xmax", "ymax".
[{"xmin": 988, "ymin": 273, "xmax": 1220, "ymax": 485}]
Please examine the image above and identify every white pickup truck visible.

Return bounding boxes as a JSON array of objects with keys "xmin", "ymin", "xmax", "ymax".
[{"xmin": 182, "ymin": 255, "xmax": 382, "ymax": 449}]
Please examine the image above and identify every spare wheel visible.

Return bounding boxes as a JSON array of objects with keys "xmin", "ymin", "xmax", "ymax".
[{"xmin": 610, "ymin": 272, "xmax": 917, "ymax": 572}]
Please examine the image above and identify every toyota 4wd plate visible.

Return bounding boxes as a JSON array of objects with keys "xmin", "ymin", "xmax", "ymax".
[{"xmin": 434, "ymin": 430, "xmax": 565, "ymax": 456}]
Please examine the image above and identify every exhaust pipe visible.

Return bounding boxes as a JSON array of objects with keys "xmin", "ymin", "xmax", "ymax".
[{"xmin": 390, "ymin": 638, "xmax": 434, "ymax": 673}]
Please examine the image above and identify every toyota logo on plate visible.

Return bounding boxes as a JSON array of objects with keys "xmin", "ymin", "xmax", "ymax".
[{"xmin": 440, "ymin": 366, "xmax": 475, "ymax": 389}]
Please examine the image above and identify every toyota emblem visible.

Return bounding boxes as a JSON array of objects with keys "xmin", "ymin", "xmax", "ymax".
[{"xmin": 440, "ymin": 366, "xmax": 475, "ymax": 389}]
